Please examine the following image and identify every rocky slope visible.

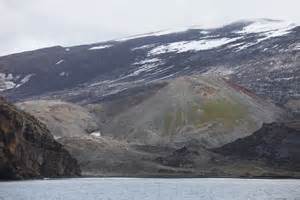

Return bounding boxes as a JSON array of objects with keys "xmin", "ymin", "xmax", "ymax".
[
  {"xmin": 17, "ymin": 75, "xmax": 285, "ymax": 148},
  {"xmin": 89, "ymin": 75, "xmax": 284, "ymax": 148},
  {"xmin": 0, "ymin": 19, "xmax": 299, "ymax": 115},
  {"xmin": 214, "ymin": 122, "xmax": 300, "ymax": 171},
  {"xmin": 58, "ymin": 135, "xmax": 223, "ymax": 177},
  {"xmin": 13, "ymin": 75, "xmax": 296, "ymax": 177},
  {"xmin": 0, "ymin": 97, "xmax": 81, "ymax": 179},
  {"xmin": 58, "ymin": 123, "xmax": 300, "ymax": 178},
  {"xmin": 17, "ymin": 100, "xmax": 99, "ymax": 139}
]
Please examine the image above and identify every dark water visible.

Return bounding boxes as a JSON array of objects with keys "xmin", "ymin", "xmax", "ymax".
[{"xmin": 0, "ymin": 178, "xmax": 300, "ymax": 200}]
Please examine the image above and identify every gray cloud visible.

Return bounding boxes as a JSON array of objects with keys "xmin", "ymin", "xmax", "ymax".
[{"xmin": 1, "ymin": 0, "xmax": 300, "ymax": 56}]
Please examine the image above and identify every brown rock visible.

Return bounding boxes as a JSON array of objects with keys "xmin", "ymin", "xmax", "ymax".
[{"xmin": 0, "ymin": 98, "xmax": 81, "ymax": 179}]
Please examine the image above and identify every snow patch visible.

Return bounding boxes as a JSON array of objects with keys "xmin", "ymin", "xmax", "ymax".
[
  {"xmin": 133, "ymin": 58, "xmax": 162, "ymax": 65},
  {"xmin": 149, "ymin": 37, "xmax": 240, "ymax": 55},
  {"xmin": 236, "ymin": 43, "xmax": 257, "ymax": 51},
  {"xmin": 20, "ymin": 74, "xmax": 34, "ymax": 85},
  {"xmin": 269, "ymin": 64, "xmax": 292, "ymax": 72},
  {"xmin": 130, "ymin": 64, "xmax": 160, "ymax": 76},
  {"xmin": 90, "ymin": 131, "xmax": 101, "ymax": 137},
  {"xmin": 150, "ymin": 73, "xmax": 176, "ymax": 82},
  {"xmin": 200, "ymin": 30, "xmax": 210, "ymax": 34},
  {"xmin": 0, "ymin": 81, "xmax": 16, "ymax": 91},
  {"xmin": 233, "ymin": 20, "xmax": 297, "ymax": 51},
  {"xmin": 151, "ymin": 28, "xmax": 189, "ymax": 36},
  {"xmin": 89, "ymin": 45, "xmax": 113, "ymax": 50},
  {"xmin": 115, "ymin": 27, "xmax": 190, "ymax": 42},
  {"xmin": 56, "ymin": 59, "xmax": 64, "ymax": 65},
  {"xmin": 228, "ymin": 43, "xmax": 244, "ymax": 48},
  {"xmin": 59, "ymin": 72, "xmax": 69, "ymax": 77},
  {"xmin": 89, "ymin": 80, "xmax": 114, "ymax": 87},
  {"xmin": 0, "ymin": 73, "xmax": 16, "ymax": 91},
  {"xmin": 15, "ymin": 74, "xmax": 35, "ymax": 88},
  {"xmin": 0, "ymin": 73, "xmax": 13, "ymax": 80},
  {"xmin": 0, "ymin": 73, "xmax": 34, "ymax": 91},
  {"xmin": 65, "ymin": 48, "xmax": 70, "ymax": 51},
  {"xmin": 274, "ymin": 77, "xmax": 294, "ymax": 81},
  {"xmin": 150, "ymin": 65, "xmax": 174, "ymax": 75},
  {"xmin": 132, "ymin": 44, "xmax": 156, "ymax": 51},
  {"xmin": 237, "ymin": 20, "xmax": 296, "ymax": 40},
  {"xmin": 116, "ymin": 25, "xmax": 213, "ymax": 42}
]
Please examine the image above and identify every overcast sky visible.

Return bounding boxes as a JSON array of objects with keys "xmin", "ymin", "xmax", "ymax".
[{"xmin": 1, "ymin": 0, "xmax": 299, "ymax": 56}]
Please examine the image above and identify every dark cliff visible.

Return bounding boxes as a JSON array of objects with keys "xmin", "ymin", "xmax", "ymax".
[
  {"xmin": 0, "ymin": 97, "xmax": 81, "ymax": 179},
  {"xmin": 214, "ymin": 122, "xmax": 300, "ymax": 171}
]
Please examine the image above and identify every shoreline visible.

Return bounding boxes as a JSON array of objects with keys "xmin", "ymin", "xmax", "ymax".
[{"xmin": 1, "ymin": 175, "xmax": 300, "ymax": 182}]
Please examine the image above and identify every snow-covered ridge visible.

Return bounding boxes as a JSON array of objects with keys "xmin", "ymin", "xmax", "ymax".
[
  {"xmin": 115, "ymin": 25, "xmax": 211, "ymax": 42},
  {"xmin": 127, "ymin": 20, "xmax": 299, "ymax": 54},
  {"xmin": 114, "ymin": 19, "xmax": 298, "ymax": 44},
  {"xmin": 236, "ymin": 20, "xmax": 297, "ymax": 39},
  {"xmin": 115, "ymin": 28, "xmax": 190, "ymax": 42}
]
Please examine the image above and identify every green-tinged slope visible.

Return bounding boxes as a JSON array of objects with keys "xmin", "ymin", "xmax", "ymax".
[{"xmin": 91, "ymin": 75, "xmax": 284, "ymax": 148}]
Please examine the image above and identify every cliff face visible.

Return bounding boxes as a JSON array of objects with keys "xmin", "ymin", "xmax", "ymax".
[{"xmin": 0, "ymin": 98, "xmax": 81, "ymax": 179}]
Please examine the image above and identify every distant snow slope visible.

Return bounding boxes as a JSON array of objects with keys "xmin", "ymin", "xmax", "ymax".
[
  {"xmin": 149, "ymin": 37, "xmax": 241, "ymax": 55},
  {"xmin": 0, "ymin": 19, "xmax": 299, "ymax": 110},
  {"xmin": 236, "ymin": 19, "xmax": 296, "ymax": 38}
]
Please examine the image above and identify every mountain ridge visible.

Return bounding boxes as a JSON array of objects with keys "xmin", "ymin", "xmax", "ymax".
[{"xmin": 1, "ymin": 19, "xmax": 299, "ymax": 115}]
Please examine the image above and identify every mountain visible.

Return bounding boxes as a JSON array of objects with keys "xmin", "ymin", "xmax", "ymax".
[
  {"xmin": 0, "ymin": 97, "xmax": 81, "ymax": 179},
  {"xmin": 0, "ymin": 19, "xmax": 299, "ymax": 116},
  {"xmin": 15, "ymin": 75, "xmax": 289, "ymax": 177},
  {"xmin": 1, "ymin": 19, "xmax": 299, "ymax": 178},
  {"xmin": 17, "ymin": 75, "xmax": 284, "ymax": 148},
  {"xmin": 88, "ymin": 75, "xmax": 284, "ymax": 148}
]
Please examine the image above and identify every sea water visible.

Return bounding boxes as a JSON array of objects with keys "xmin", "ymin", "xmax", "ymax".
[{"xmin": 0, "ymin": 178, "xmax": 300, "ymax": 200}]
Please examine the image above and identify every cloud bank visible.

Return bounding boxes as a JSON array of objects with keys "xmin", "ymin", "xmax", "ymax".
[{"xmin": 0, "ymin": 0, "xmax": 299, "ymax": 56}]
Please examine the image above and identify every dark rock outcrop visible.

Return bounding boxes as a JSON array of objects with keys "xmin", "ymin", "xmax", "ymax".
[
  {"xmin": 214, "ymin": 122, "xmax": 300, "ymax": 170},
  {"xmin": 0, "ymin": 97, "xmax": 81, "ymax": 179},
  {"xmin": 155, "ymin": 146, "xmax": 199, "ymax": 168},
  {"xmin": 57, "ymin": 124, "xmax": 300, "ymax": 178}
]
